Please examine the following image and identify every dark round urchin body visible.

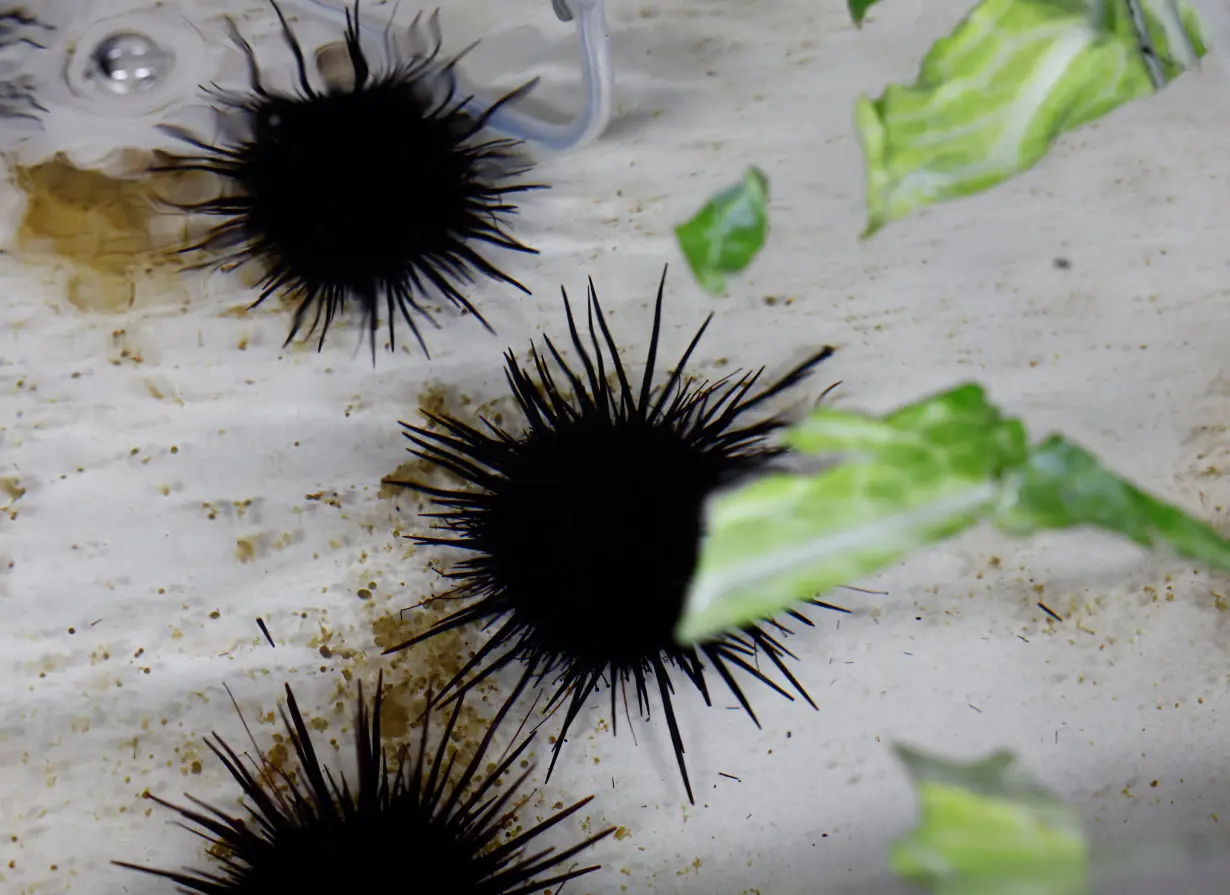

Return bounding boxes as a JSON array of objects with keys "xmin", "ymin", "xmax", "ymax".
[
  {"xmin": 386, "ymin": 266, "xmax": 847, "ymax": 803},
  {"xmin": 158, "ymin": 0, "xmax": 541, "ymax": 357},
  {"xmin": 115, "ymin": 675, "xmax": 614, "ymax": 893}
]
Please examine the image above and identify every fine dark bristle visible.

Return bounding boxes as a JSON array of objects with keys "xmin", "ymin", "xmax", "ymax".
[
  {"xmin": 156, "ymin": 0, "xmax": 543, "ymax": 359},
  {"xmin": 384, "ymin": 265, "xmax": 848, "ymax": 804},
  {"xmin": 0, "ymin": 8, "xmax": 52, "ymax": 122},
  {"xmin": 114, "ymin": 674, "xmax": 615, "ymax": 893}
]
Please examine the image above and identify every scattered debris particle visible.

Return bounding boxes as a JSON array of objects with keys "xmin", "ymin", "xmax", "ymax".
[
  {"xmin": 0, "ymin": 477, "xmax": 25, "ymax": 502},
  {"xmin": 235, "ymin": 537, "xmax": 258, "ymax": 563}
]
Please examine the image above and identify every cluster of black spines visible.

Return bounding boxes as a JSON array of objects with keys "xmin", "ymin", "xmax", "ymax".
[
  {"xmin": 116, "ymin": 675, "xmax": 614, "ymax": 893},
  {"xmin": 386, "ymin": 266, "xmax": 845, "ymax": 803},
  {"xmin": 0, "ymin": 8, "xmax": 53, "ymax": 122},
  {"xmin": 102, "ymin": 1, "xmax": 848, "ymax": 888},
  {"xmin": 156, "ymin": 0, "xmax": 542, "ymax": 358}
]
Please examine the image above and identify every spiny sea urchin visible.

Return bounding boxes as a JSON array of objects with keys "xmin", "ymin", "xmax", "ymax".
[
  {"xmin": 385, "ymin": 266, "xmax": 847, "ymax": 803},
  {"xmin": 158, "ymin": 0, "xmax": 542, "ymax": 357},
  {"xmin": 115, "ymin": 675, "xmax": 614, "ymax": 893},
  {"xmin": 0, "ymin": 8, "xmax": 52, "ymax": 122}
]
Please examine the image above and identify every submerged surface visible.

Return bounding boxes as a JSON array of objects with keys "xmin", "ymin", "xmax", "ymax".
[{"xmin": 3, "ymin": 0, "xmax": 1230, "ymax": 892}]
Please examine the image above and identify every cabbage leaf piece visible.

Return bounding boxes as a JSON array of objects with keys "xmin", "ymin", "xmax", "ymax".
[
  {"xmin": 889, "ymin": 745, "xmax": 1089, "ymax": 895},
  {"xmin": 677, "ymin": 382, "xmax": 1230, "ymax": 643},
  {"xmin": 675, "ymin": 166, "xmax": 770, "ymax": 294},
  {"xmin": 855, "ymin": 0, "xmax": 1208, "ymax": 237}
]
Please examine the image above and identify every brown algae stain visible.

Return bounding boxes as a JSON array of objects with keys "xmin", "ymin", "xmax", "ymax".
[
  {"xmin": 0, "ymin": 477, "xmax": 24, "ymax": 502},
  {"xmin": 235, "ymin": 537, "xmax": 260, "ymax": 564},
  {"xmin": 367, "ymin": 600, "xmax": 488, "ymax": 745},
  {"xmin": 379, "ymin": 458, "xmax": 434, "ymax": 500},
  {"xmin": 379, "ymin": 387, "xmax": 514, "ymax": 500},
  {"xmin": 13, "ymin": 154, "xmax": 209, "ymax": 313},
  {"xmin": 275, "ymin": 595, "xmax": 516, "ymax": 806},
  {"xmin": 315, "ymin": 41, "xmax": 358, "ymax": 91}
]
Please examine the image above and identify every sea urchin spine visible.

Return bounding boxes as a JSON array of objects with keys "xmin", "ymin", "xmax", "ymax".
[
  {"xmin": 157, "ymin": 0, "xmax": 543, "ymax": 358},
  {"xmin": 385, "ymin": 266, "xmax": 848, "ymax": 803},
  {"xmin": 0, "ymin": 8, "xmax": 52, "ymax": 122},
  {"xmin": 115, "ymin": 674, "xmax": 615, "ymax": 893}
]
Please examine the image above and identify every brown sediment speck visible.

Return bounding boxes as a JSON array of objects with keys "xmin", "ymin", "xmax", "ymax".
[
  {"xmin": 234, "ymin": 538, "xmax": 258, "ymax": 564},
  {"xmin": 0, "ymin": 477, "xmax": 25, "ymax": 502}
]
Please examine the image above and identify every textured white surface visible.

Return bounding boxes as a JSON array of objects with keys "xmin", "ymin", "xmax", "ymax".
[{"xmin": 3, "ymin": 0, "xmax": 1230, "ymax": 893}]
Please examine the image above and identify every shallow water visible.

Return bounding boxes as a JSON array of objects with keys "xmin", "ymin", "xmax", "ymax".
[{"xmin": 3, "ymin": 1, "xmax": 1230, "ymax": 893}]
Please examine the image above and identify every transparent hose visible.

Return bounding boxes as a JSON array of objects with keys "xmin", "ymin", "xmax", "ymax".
[{"xmin": 301, "ymin": 0, "xmax": 613, "ymax": 151}]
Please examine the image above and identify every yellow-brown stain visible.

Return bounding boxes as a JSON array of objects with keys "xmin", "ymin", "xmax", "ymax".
[
  {"xmin": 265, "ymin": 740, "xmax": 290, "ymax": 771},
  {"xmin": 235, "ymin": 595, "xmax": 539, "ymax": 834},
  {"xmin": 358, "ymin": 385, "xmax": 530, "ymax": 758},
  {"xmin": 206, "ymin": 842, "xmax": 234, "ymax": 861},
  {"xmin": 305, "ymin": 490, "xmax": 344, "ymax": 509},
  {"xmin": 379, "ymin": 457, "xmax": 433, "ymax": 500},
  {"xmin": 315, "ymin": 41, "xmax": 357, "ymax": 91},
  {"xmin": 114, "ymin": 457, "xmax": 611, "ymax": 855},
  {"xmin": 378, "ymin": 385, "xmax": 458, "ymax": 500},
  {"xmin": 13, "ymin": 154, "xmax": 211, "ymax": 313},
  {"xmin": 234, "ymin": 537, "xmax": 257, "ymax": 564},
  {"xmin": 418, "ymin": 383, "xmax": 451, "ymax": 420},
  {"xmin": 379, "ymin": 387, "xmax": 512, "ymax": 500},
  {"xmin": 144, "ymin": 377, "xmax": 184, "ymax": 404},
  {"xmin": 368, "ymin": 601, "xmax": 485, "ymax": 744},
  {"xmin": 0, "ymin": 476, "xmax": 24, "ymax": 502}
]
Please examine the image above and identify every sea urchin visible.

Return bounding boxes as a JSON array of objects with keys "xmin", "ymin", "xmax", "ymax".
[
  {"xmin": 158, "ymin": 0, "xmax": 541, "ymax": 357},
  {"xmin": 0, "ymin": 8, "xmax": 52, "ymax": 122},
  {"xmin": 115, "ymin": 675, "xmax": 614, "ymax": 893},
  {"xmin": 386, "ymin": 266, "xmax": 846, "ymax": 803}
]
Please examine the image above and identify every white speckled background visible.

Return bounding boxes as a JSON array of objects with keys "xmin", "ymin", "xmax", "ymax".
[{"xmin": 3, "ymin": 0, "xmax": 1230, "ymax": 892}]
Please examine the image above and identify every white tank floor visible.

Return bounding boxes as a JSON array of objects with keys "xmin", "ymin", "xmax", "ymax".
[{"xmin": 3, "ymin": 1, "xmax": 1230, "ymax": 893}]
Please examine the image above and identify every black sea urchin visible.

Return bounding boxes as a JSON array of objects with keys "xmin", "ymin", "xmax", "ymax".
[
  {"xmin": 158, "ymin": 0, "xmax": 541, "ymax": 357},
  {"xmin": 115, "ymin": 676, "xmax": 614, "ymax": 893},
  {"xmin": 0, "ymin": 8, "xmax": 52, "ymax": 122},
  {"xmin": 385, "ymin": 266, "xmax": 847, "ymax": 803}
]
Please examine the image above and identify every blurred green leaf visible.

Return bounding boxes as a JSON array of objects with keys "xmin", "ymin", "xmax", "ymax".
[
  {"xmin": 676, "ymin": 383, "xmax": 1230, "ymax": 644},
  {"xmin": 994, "ymin": 436, "xmax": 1230, "ymax": 568},
  {"xmin": 675, "ymin": 166, "xmax": 769, "ymax": 295},
  {"xmin": 848, "ymin": 0, "xmax": 884, "ymax": 26},
  {"xmin": 676, "ymin": 385, "xmax": 1022, "ymax": 642},
  {"xmin": 890, "ymin": 745, "xmax": 1089, "ymax": 895}
]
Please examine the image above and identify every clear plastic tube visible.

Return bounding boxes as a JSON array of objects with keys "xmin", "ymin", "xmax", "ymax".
[{"xmin": 301, "ymin": 0, "xmax": 613, "ymax": 151}]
